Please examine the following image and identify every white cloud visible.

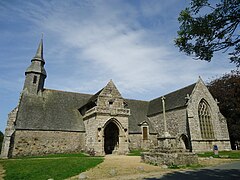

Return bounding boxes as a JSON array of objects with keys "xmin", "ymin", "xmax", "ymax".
[
  {"xmin": 1, "ymin": 0, "xmax": 236, "ymax": 100},
  {"xmin": 0, "ymin": 0, "xmax": 237, "ymax": 133}
]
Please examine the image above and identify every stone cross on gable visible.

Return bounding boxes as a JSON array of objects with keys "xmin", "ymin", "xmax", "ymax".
[
  {"xmin": 161, "ymin": 96, "xmax": 166, "ymax": 111},
  {"xmin": 185, "ymin": 94, "xmax": 190, "ymax": 100},
  {"xmin": 161, "ymin": 96, "xmax": 166, "ymax": 112},
  {"xmin": 215, "ymin": 98, "xmax": 220, "ymax": 104},
  {"xmin": 185, "ymin": 94, "xmax": 191, "ymax": 104}
]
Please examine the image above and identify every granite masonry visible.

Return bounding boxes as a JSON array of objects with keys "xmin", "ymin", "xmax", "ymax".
[{"xmin": 1, "ymin": 39, "xmax": 231, "ymax": 158}]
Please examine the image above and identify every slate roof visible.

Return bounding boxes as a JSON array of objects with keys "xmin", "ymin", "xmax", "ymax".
[
  {"xmin": 16, "ymin": 89, "xmax": 91, "ymax": 132},
  {"xmin": 15, "ymin": 83, "xmax": 196, "ymax": 133},
  {"xmin": 125, "ymin": 99, "xmax": 156, "ymax": 134},
  {"xmin": 147, "ymin": 83, "xmax": 196, "ymax": 116},
  {"xmin": 25, "ymin": 62, "xmax": 47, "ymax": 76},
  {"xmin": 87, "ymin": 88, "xmax": 103, "ymax": 104},
  {"xmin": 78, "ymin": 89, "xmax": 103, "ymax": 115}
]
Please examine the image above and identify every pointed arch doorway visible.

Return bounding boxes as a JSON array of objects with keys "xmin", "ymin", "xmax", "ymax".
[{"xmin": 104, "ymin": 121, "xmax": 119, "ymax": 154}]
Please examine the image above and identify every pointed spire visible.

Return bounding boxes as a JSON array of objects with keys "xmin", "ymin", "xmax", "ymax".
[
  {"xmin": 25, "ymin": 36, "xmax": 47, "ymax": 77},
  {"xmin": 32, "ymin": 35, "xmax": 45, "ymax": 63}
]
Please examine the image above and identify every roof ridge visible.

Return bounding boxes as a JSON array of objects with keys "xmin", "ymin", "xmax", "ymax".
[
  {"xmin": 150, "ymin": 83, "xmax": 196, "ymax": 102},
  {"xmin": 43, "ymin": 88, "xmax": 93, "ymax": 96},
  {"xmin": 147, "ymin": 82, "xmax": 196, "ymax": 116},
  {"xmin": 125, "ymin": 98, "xmax": 149, "ymax": 103}
]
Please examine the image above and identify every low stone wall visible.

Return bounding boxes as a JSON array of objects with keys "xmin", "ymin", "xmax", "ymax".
[
  {"xmin": 10, "ymin": 130, "xmax": 85, "ymax": 157},
  {"xmin": 191, "ymin": 140, "xmax": 231, "ymax": 152},
  {"xmin": 142, "ymin": 151, "xmax": 199, "ymax": 166}
]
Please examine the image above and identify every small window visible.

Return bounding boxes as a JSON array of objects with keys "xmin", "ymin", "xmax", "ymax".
[
  {"xmin": 123, "ymin": 102, "xmax": 128, "ymax": 108},
  {"xmin": 33, "ymin": 75, "xmax": 37, "ymax": 84},
  {"xmin": 143, "ymin": 127, "xmax": 148, "ymax": 140},
  {"xmin": 109, "ymin": 100, "xmax": 114, "ymax": 107}
]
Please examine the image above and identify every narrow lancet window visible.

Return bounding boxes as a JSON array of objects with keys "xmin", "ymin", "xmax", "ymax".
[
  {"xmin": 143, "ymin": 127, "xmax": 148, "ymax": 140},
  {"xmin": 33, "ymin": 75, "xmax": 37, "ymax": 84}
]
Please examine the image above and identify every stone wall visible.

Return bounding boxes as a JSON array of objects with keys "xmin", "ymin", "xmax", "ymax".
[
  {"xmin": 1, "ymin": 107, "xmax": 18, "ymax": 158},
  {"xmin": 148, "ymin": 108, "xmax": 188, "ymax": 139},
  {"xmin": 128, "ymin": 133, "xmax": 157, "ymax": 150},
  {"xmin": 84, "ymin": 114, "xmax": 129, "ymax": 156},
  {"xmin": 84, "ymin": 115, "xmax": 98, "ymax": 152},
  {"xmin": 148, "ymin": 108, "xmax": 192, "ymax": 151},
  {"xmin": 218, "ymin": 113, "xmax": 231, "ymax": 141},
  {"xmin": 191, "ymin": 140, "xmax": 231, "ymax": 152},
  {"xmin": 142, "ymin": 151, "xmax": 199, "ymax": 166},
  {"xmin": 147, "ymin": 79, "xmax": 231, "ymax": 152},
  {"xmin": 187, "ymin": 79, "xmax": 231, "ymax": 151},
  {"xmin": 10, "ymin": 130, "xmax": 85, "ymax": 157},
  {"xmin": 83, "ymin": 80, "xmax": 130, "ymax": 156}
]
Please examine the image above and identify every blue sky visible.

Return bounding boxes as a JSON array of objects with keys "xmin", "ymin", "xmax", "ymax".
[{"xmin": 0, "ymin": 0, "xmax": 236, "ymax": 132}]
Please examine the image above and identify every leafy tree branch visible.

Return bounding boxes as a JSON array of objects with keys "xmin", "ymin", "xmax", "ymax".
[{"xmin": 175, "ymin": 0, "xmax": 240, "ymax": 66}]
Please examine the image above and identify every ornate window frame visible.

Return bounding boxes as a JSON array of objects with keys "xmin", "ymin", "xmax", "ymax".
[{"xmin": 198, "ymin": 99, "xmax": 214, "ymax": 139}]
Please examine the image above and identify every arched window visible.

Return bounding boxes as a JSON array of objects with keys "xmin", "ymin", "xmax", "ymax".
[{"xmin": 198, "ymin": 100, "xmax": 214, "ymax": 139}]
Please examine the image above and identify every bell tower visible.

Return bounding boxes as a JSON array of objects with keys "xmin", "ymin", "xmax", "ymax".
[{"xmin": 23, "ymin": 38, "xmax": 47, "ymax": 95}]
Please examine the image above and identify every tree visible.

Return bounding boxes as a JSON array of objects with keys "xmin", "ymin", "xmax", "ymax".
[
  {"xmin": 0, "ymin": 131, "xmax": 3, "ymax": 152},
  {"xmin": 207, "ymin": 70, "xmax": 240, "ymax": 149},
  {"xmin": 175, "ymin": 0, "xmax": 240, "ymax": 66}
]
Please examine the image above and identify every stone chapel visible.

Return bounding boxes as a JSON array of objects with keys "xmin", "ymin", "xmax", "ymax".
[{"xmin": 1, "ymin": 39, "xmax": 231, "ymax": 158}]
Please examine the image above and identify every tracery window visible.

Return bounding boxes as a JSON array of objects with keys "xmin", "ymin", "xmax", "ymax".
[{"xmin": 198, "ymin": 99, "xmax": 214, "ymax": 139}]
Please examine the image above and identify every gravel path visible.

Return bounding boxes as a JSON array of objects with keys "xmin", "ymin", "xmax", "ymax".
[
  {"xmin": 0, "ymin": 155, "xmax": 235, "ymax": 180},
  {"xmin": 68, "ymin": 155, "xmax": 175, "ymax": 180},
  {"xmin": 0, "ymin": 163, "xmax": 5, "ymax": 180},
  {"xmin": 67, "ymin": 156, "xmax": 235, "ymax": 180}
]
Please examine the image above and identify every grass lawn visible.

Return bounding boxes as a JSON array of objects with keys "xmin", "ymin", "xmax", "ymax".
[
  {"xmin": 0, "ymin": 153, "xmax": 103, "ymax": 180},
  {"xmin": 197, "ymin": 150, "xmax": 240, "ymax": 159},
  {"xmin": 127, "ymin": 149, "xmax": 146, "ymax": 156}
]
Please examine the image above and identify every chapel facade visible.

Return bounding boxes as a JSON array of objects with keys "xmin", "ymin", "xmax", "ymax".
[{"xmin": 1, "ymin": 39, "xmax": 231, "ymax": 158}]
